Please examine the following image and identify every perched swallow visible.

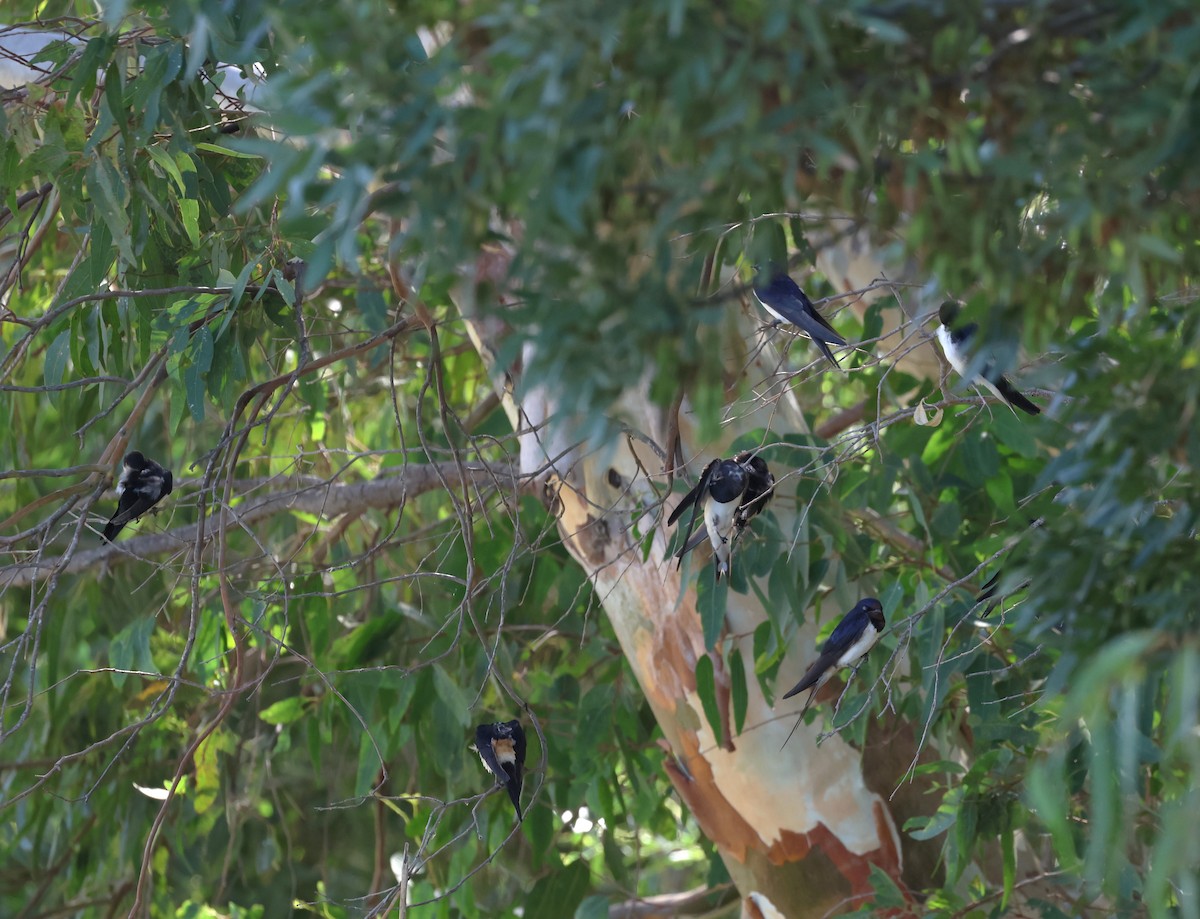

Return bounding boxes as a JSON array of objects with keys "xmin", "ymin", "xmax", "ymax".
[
  {"xmin": 474, "ymin": 720, "xmax": 526, "ymax": 820},
  {"xmin": 732, "ymin": 453, "xmax": 775, "ymax": 539},
  {"xmin": 103, "ymin": 451, "xmax": 174, "ymax": 541},
  {"xmin": 669, "ymin": 453, "xmax": 774, "ymax": 580},
  {"xmin": 752, "ymin": 270, "xmax": 846, "ymax": 369},
  {"xmin": 937, "ymin": 301, "xmax": 1040, "ymax": 416},
  {"xmin": 783, "ymin": 598, "xmax": 886, "ymax": 717},
  {"xmin": 973, "ymin": 570, "xmax": 1031, "ymax": 618}
]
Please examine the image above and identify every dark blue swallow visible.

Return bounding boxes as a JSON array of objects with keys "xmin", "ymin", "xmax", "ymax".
[
  {"xmin": 752, "ymin": 270, "xmax": 846, "ymax": 368},
  {"xmin": 103, "ymin": 451, "xmax": 174, "ymax": 541},
  {"xmin": 782, "ymin": 598, "xmax": 886, "ymax": 734},
  {"xmin": 732, "ymin": 453, "xmax": 774, "ymax": 539},
  {"xmin": 937, "ymin": 301, "xmax": 1040, "ymax": 415},
  {"xmin": 474, "ymin": 720, "xmax": 526, "ymax": 820},
  {"xmin": 669, "ymin": 452, "xmax": 774, "ymax": 580},
  {"xmin": 974, "ymin": 570, "xmax": 1031, "ymax": 618}
]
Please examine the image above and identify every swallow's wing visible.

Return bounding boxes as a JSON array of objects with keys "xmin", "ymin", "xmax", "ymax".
[
  {"xmin": 993, "ymin": 375, "xmax": 1041, "ymax": 415},
  {"xmin": 806, "ymin": 328, "xmax": 843, "ymax": 369},
  {"xmin": 787, "ymin": 304, "xmax": 845, "ymax": 368},
  {"xmin": 148, "ymin": 465, "xmax": 174, "ymax": 497},
  {"xmin": 474, "ymin": 725, "xmax": 506, "ymax": 782},
  {"xmin": 507, "ymin": 722, "xmax": 526, "ymax": 817},
  {"xmin": 821, "ymin": 607, "xmax": 868, "ymax": 657},
  {"xmin": 112, "ymin": 492, "xmax": 161, "ymax": 527},
  {"xmin": 976, "ymin": 572, "xmax": 1001, "ymax": 604},
  {"xmin": 759, "ymin": 282, "xmax": 846, "ymax": 344},
  {"xmin": 667, "ymin": 460, "xmax": 713, "ymax": 526},
  {"xmin": 508, "ymin": 721, "xmax": 527, "ymax": 768},
  {"xmin": 733, "ymin": 454, "xmax": 775, "ymax": 528},
  {"xmin": 797, "ymin": 293, "xmax": 843, "ymax": 341},
  {"xmin": 672, "ymin": 461, "xmax": 716, "ymax": 562},
  {"xmin": 103, "ymin": 492, "xmax": 159, "ymax": 541},
  {"xmin": 678, "ymin": 527, "xmax": 709, "ymax": 558},
  {"xmin": 975, "ymin": 572, "xmax": 1031, "ymax": 617},
  {"xmin": 781, "ymin": 650, "xmax": 838, "ymax": 699}
]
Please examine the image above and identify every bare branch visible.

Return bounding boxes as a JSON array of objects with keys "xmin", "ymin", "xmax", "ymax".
[{"xmin": 0, "ymin": 460, "xmax": 519, "ymax": 589}]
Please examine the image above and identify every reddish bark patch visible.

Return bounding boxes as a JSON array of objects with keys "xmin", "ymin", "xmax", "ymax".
[
  {"xmin": 769, "ymin": 821, "xmax": 901, "ymax": 895},
  {"xmin": 663, "ymin": 728, "xmax": 762, "ymax": 862}
]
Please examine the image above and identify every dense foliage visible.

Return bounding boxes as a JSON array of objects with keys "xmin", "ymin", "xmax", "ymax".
[{"xmin": 1, "ymin": 0, "xmax": 1196, "ymax": 917}]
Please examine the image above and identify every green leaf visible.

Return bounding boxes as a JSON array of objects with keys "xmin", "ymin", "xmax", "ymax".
[
  {"xmin": 179, "ymin": 197, "xmax": 200, "ymax": 247},
  {"xmin": 183, "ymin": 362, "xmax": 206, "ymax": 422},
  {"xmin": 929, "ymin": 500, "xmax": 962, "ymax": 540},
  {"xmin": 526, "ymin": 861, "xmax": 590, "ymax": 919},
  {"xmin": 68, "ymin": 35, "xmax": 114, "ymax": 105},
  {"xmin": 190, "ymin": 327, "xmax": 214, "ymax": 373},
  {"xmin": 575, "ymin": 895, "xmax": 609, "ymax": 919},
  {"xmin": 431, "ymin": 666, "xmax": 471, "ymax": 729},
  {"xmin": 527, "ymin": 801, "xmax": 555, "ymax": 871},
  {"xmin": 1001, "ymin": 824, "xmax": 1016, "ymax": 910},
  {"xmin": 87, "ymin": 155, "xmax": 135, "ymax": 266},
  {"xmin": 44, "ymin": 329, "xmax": 72, "ymax": 389},
  {"xmin": 194, "ymin": 142, "xmax": 265, "ymax": 159},
  {"xmin": 959, "ymin": 432, "xmax": 999, "ymax": 482},
  {"xmin": 357, "ymin": 285, "xmax": 389, "ymax": 333},
  {"xmin": 193, "ymin": 730, "xmax": 224, "ymax": 815},
  {"xmin": 865, "ymin": 863, "xmax": 908, "ymax": 909},
  {"xmin": 991, "ymin": 410, "xmax": 1038, "ymax": 458},
  {"xmin": 984, "ymin": 473, "xmax": 1016, "ymax": 515},
  {"xmin": 694, "ymin": 653, "xmax": 722, "ymax": 745},
  {"xmin": 108, "ymin": 616, "xmax": 158, "ymax": 689},
  {"xmin": 695, "ymin": 575, "xmax": 728, "ymax": 651},
  {"xmin": 260, "ymin": 698, "xmax": 307, "ymax": 725},
  {"xmin": 354, "ymin": 730, "xmax": 381, "ymax": 797},
  {"xmin": 730, "ymin": 647, "xmax": 748, "ymax": 736},
  {"xmin": 146, "ymin": 144, "xmax": 186, "ymax": 194},
  {"xmin": 906, "ymin": 785, "xmax": 961, "ymax": 841}
]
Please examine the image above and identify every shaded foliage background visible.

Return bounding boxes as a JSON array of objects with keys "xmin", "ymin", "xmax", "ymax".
[{"xmin": 1, "ymin": 0, "xmax": 1197, "ymax": 917}]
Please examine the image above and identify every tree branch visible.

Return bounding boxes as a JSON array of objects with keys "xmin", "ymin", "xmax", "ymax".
[
  {"xmin": 608, "ymin": 884, "xmax": 738, "ymax": 918},
  {"xmin": 0, "ymin": 460, "xmax": 518, "ymax": 589}
]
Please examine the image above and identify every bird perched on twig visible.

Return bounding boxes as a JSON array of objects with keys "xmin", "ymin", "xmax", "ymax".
[
  {"xmin": 752, "ymin": 268, "xmax": 846, "ymax": 369},
  {"xmin": 473, "ymin": 720, "xmax": 527, "ymax": 820},
  {"xmin": 781, "ymin": 598, "xmax": 886, "ymax": 747},
  {"xmin": 103, "ymin": 451, "xmax": 174, "ymax": 541},
  {"xmin": 974, "ymin": 570, "xmax": 1031, "ymax": 618},
  {"xmin": 936, "ymin": 301, "xmax": 1041, "ymax": 416},
  {"xmin": 668, "ymin": 452, "xmax": 775, "ymax": 581}
]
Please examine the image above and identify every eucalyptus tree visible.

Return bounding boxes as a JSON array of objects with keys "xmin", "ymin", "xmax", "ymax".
[{"xmin": 1, "ymin": 1, "xmax": 1196, "ymax": 917}]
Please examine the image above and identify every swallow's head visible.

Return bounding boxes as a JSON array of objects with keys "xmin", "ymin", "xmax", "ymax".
[
  {"xmin": 938, "ymin": 301, "xmax": 961, "ymax": 327},
  {"xmin": 860, "ymin": 597, "xmax": 886, "ymax": 631}
]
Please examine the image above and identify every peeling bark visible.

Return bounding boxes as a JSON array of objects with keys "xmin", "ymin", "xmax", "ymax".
[
  {"xmin": 550, "ymin": 469, "xmax": 924, "ymax": 917},
  {"xmin": 456, "ymin": 234, "xmax": 941, "ymax": 917}
]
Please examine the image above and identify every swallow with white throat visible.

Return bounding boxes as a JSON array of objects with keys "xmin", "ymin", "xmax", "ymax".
[
  {"xmin": 103, "ymin": 451, "xmax": 174, "ymax": 541},
  {"xmin": 752, "ymin": 268, "xmax": 846, "ymax": 369},
  {"xmin": 937, "ymin": 301, "xmax": 1040, "ymax": 415},
  {"xmin": 669, "ymin": 452, "xmax": 774, "ymax": 581},
  {"xmin": 781, "ymin": 598, "xmax": 886, "ymax": 746}
]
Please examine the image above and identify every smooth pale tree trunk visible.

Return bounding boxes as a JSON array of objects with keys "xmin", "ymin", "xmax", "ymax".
[{"xmin": 456, "ymin": 235, "xmax": 945, "ymax": 917}]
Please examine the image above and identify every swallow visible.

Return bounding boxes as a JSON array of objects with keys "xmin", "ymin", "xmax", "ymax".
[
  {"xmin": 668, "ymin": 452, "xmax": 774, "ymax": 580},
  {"xmin": 732, "ymin": 453, "xmax": 775, "ymax": 540},
  {"xmin": 474, "ymin": 720, "xmax": 526, "ymax": 820},
  {"xmin": 973, "ymin": 570, "xmax": 1031, "ymax": 618},
  {"xmin": 102, "ymin": 451, "xmax": 174, "ymax": 541},
  {"xmin": 752, "ymin": 269, "xmax": 846, "ymax": 369},
  {"xmin": 936, "ymin": 301, "xmax": 1040, "ymax": 416},
  {"xmin": 782, "ymin": 598, "xmax": 886, "ymax": 725}
]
